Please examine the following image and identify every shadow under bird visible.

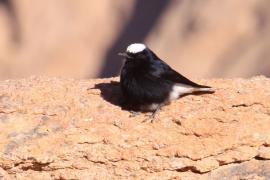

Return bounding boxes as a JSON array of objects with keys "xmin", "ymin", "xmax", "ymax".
[{"xmin": 119, "ymin": 43, "xmax": 214, "ymax": 121}]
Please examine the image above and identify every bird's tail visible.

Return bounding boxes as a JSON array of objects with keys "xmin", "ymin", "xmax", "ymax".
[{"xmin": 193, "ymin": 86, "xmax": 215, "ymax": 93}]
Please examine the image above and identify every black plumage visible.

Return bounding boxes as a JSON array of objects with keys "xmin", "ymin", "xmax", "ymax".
[{"xmin": 119, "ymin": 43, "xmax": 213, "ymax": 117}]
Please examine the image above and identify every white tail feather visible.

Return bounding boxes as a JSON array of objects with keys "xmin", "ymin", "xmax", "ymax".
[
  {"xmin": 194, "ymin": 87, "xmax": 215, "ymax": 92},
  {"xmin": 169, "ymin": 84, "xmax": 214, "ymax": 101}
]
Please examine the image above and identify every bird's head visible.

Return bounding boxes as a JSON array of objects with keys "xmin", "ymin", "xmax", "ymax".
[{"xmin": 118, "ymin": 43, "xmax": 155, "ymax": 61}]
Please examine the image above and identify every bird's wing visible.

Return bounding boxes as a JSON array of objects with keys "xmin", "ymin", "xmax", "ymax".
[{"xmin": 151, "ymin": 59, "xmax": 211, "ymax": 88}]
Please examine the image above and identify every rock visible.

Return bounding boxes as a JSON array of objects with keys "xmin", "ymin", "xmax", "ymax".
[
  {"xmin": 258, "ymin": 145, "xmax": 270, "ymax": 160},
  {"xmin": 0, "ymin": 76, "xmax": 270, "ymax": 179}
]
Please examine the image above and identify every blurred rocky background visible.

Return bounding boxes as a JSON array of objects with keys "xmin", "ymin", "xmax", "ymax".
[{"xmin": 0, "ymin": 0, "xmax": 269, "ymax": 80}]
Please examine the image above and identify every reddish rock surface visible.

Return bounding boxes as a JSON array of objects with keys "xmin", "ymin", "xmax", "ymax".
[{"xmin": 0, "ymin": 76, "xmax": 270, "ymax": 179}]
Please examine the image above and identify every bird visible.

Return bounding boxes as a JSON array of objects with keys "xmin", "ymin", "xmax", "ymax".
[{"xmin": 119, "ymin": 43, "xmax": 214, "ymax": 121}]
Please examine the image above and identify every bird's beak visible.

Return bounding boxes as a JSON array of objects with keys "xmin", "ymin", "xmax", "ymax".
[{"xmin": 118, "ymin": 52, "xmax": 130, "ymax": 58}]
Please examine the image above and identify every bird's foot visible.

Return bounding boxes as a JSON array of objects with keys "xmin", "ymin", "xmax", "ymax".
[
  {"xmin": 142, "ymin": 107, "xmax": 161, "ymax": 123},
  {"xmin": 142, "ymin": 113, "xmax": 156, "ymax": 123},
  {"xmin": 129, "ymin": 111, "xmax": 141, "ymax": 118}
]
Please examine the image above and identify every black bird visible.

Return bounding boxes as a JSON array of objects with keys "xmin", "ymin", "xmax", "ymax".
[{"xmin": 119, "ymin": 43, "xmax": 214, "ymax": 120}]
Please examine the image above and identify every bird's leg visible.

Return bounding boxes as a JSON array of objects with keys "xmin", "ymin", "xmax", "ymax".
[
  {"xmin": 142, "ymin": 105, "xmax": 162, "ymax": 123},
  {"xmin": 122, "ymin": 101, "xmax": 141, "ymax": 118},
  {"xmin": 150, "ymin": 106, "xmax": 161, "ymax": 119}
]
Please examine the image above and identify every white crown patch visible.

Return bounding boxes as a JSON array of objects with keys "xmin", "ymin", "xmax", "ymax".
[{"xmin": 126, "ymin": 43, "xmax": 146, "ymax": 54}]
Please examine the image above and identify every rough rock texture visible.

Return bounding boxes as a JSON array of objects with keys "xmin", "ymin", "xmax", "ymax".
[{"xmin": 0, "ymin": 76, "xmax": 270, "ymax": 179}]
